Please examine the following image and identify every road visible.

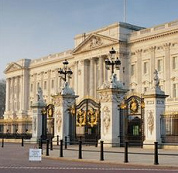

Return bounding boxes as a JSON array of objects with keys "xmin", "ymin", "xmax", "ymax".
[{"xmin": 0, "ymin": 143, "xmax": 178, "ymax": 173}]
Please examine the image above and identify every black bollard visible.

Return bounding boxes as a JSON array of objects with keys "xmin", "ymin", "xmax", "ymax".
[
  {"xmin": 154, "ymin": 142, "xmax": 159, "ymax": 165},
  {"xmin": 100, "ymin": 141, "xmax": 104, "ymax": 161},
  {"xmin": 21, "ymin": 137, "xmax": 24, "ymax": 147},
  {"xmin": 57, "ymin": 135, "xmax": 59, "ymax": 146},
  {"xmin": 65, "ymin": 136, "xmax": 67, "ymax": 149},
  {"xmin": 60, "ymin": 140, "xmax": 63, "ymax": 157},
  {"xmin": 50, "ymin": 138, "xmax": 53, "ymax": 150},
  {"xmin": 46, "ymin": 139, "xmax": 49, "ymax": 156},
  {"xmin": 78, "ymin": 140, "xmax": 82, "ymax": 159},
  {"xmin": 124, "ymin": 141, "xmax": 128, "ymax": 163},
  {"xmin": 95, "ymin": 136, "xmax": 98, "ymax": 147},
  {"xmin": 1, "ymin": 138, "xmax": 4, "ymax": 148}
]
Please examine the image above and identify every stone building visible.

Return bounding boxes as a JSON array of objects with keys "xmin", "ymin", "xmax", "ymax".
[{"xmin": 2, "ymin": 20, "xmax": 178, "ymax": 144}]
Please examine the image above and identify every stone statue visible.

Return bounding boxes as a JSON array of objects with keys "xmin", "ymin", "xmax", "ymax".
[
  {"xmin": 37, "ymin": 87, "xmax": 44, "ymax": 102},
  {"xmin": 153, "ymin": 69, "xmax": 160, "ymax": 88}
]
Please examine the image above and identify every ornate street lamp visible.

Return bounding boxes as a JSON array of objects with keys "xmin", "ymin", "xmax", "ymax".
[
  {"xmin": 105, "ymin": 47, "xmax": 121, "ymax": 74},
  {"xmin": 58, "ymin": 59, "xmax": 73, "ymax": 82}
]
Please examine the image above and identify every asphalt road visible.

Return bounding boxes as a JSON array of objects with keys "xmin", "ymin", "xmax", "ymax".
[{"xmin": 0, "ymin": 143, "xmax": 178, "ymax": 173}]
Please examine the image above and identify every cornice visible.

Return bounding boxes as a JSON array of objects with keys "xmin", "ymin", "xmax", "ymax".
[{"xmin": 128, "ymin": 29, "xmax": 178, "ymax": 44}]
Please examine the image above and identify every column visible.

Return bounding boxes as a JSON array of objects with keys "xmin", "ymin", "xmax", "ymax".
[
  {"xmin": 164, "ymin": 43, "xmax": 171, "ymax": 95},
  {"xmin": 5, "ymin": 78, "xmax": 10, "ymax": 112},
  {"xmin": 55, "ymin": 69, "xmax": 59, "ymax": 94},
  {"xmin": 47, "ymin": 70, "xmax": 51, "ymax": 103},
  {"xmin": 90, "ymin": 58, "xmax": 94, "ymax": 97},
  {"xmin": 136, "ymin": 49, "xmax": 142, "ymax": 92},
  {"xmin": 99, "ymin": 56, "xmax": 104, "ymax": 87},
  {"xmin": 149, "ymin": 46, "xmax": 156, "ymax": 83},
  {"xmin": 74, "ymin": 61, "xmax": 78, "ymax": 95}
]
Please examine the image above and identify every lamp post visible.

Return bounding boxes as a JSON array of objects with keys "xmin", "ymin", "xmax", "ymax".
[
  {"xmin": 105, "ymin": 47, "xmax": 121, "ymax": 74},
  {"xmin": 58, "ymin": 59, "xmax": 73, "ymax": 82}
]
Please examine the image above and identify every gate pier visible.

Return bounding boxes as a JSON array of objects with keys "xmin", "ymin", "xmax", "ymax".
[{"xmin": 98, "ymin": 74, "xmax": 127, "ymax": 147}]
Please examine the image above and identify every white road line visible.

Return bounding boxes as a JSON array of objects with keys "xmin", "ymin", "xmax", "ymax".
[{"xmin": 0, "ymin": 166, "xmax": 177, "ymax": 172}]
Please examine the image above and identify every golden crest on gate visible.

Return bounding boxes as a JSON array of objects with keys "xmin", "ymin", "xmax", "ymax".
[
  {"xmin": 76, "ymin": 109, "xmax": 86, "ymax": 127},
  {"xmin": 130, "ymin": 98, "xmax": 139, "ymax": 113},
  {"xmin": 87, "ymin": 108, "xmax": 98, "ymax": 127}
]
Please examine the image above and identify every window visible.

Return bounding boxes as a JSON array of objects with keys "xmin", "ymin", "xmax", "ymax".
[
  {"xmin": 30, "ymin": 84, "xmax": 33, "ymax": 92},
  {"xmin": 173, "ymin": 84, "xmax": 178, "ymax": 98},
  {"xmin": 44, "ymin": 81, "xmax": 47, "ymax": 90},
  {"xmin": 131, "ymin": 64, "xmax": 135, "ymax": 76},
  {"xmin": 157, "ymin": 59, "xmax": 163, "ymax": 72},
  {"xmin": 51, "ymin": 80, "xmax": 54, "ymax": 89},
  {"xmin": 173, "ymin": 56, "xmax": 178, "ymax": 69},
  {"xmin": 143, "ymin": 62, "xmax": 148, "ymax": 74},
  {"xmin": 37, "ymin": 82, "xmax": 40, "ymax": 88}
]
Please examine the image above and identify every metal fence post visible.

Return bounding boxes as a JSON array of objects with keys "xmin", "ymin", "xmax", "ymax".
[
  {"xmin": 21, "ymin": 137, "xmax": 24, "ymax": 147},
  {"xmin": 78, "ymin": 140, "xmax": 82, "ymax": 159},
  {"xmin": 124, "ymin": 141, "xmax": 128, "ymax": 163},
  {"xmin": 50, "ymin": 138, "xmax": 53, "ymax": 150},
  {"xmin": 95, "ymin": 136, "xmax": 98, "ymax": 147},
  {"xmin": 65, "ymin": 136, "xmax": 67, "ymax": 149},
  {"xmin": 154, "ymin": 142, "xmax": 159, "ymax": 165},
  {"xmin": 60, "ymin": 139, "xmax": 63, "ymax": 157},
  {"xmin": 57, "ymin": 135, "xmax": 59, "ymax": 146},
  {"xmin": 46, "ymin": 139, "xmax": 49, "ymax": 156},
  {"xmin": 1, "ymin": 138, "xmax": 4, "ymax": 148},
  {"xmin": 100, "ymin": 141, "xmax": 104, "ymax": 161}
]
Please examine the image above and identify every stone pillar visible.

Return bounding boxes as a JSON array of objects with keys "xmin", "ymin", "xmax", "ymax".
[
  {"xmin": 53, "ymin": 82, "xmax": 78, "ymax": 141},
  {"xmin": 99, "ymin": 56, "xmax": 104, "ymax": 88},
  {"xmin": 90, "ymin": 58, "xmax": 94, "ymax": 97},
  {"xmin": 5, "ymin": 78, "xmax": 10, "ymax": 112},
  {"xmin": 143, "ymin": 70, "xmax": 168, "ymax": 148},
  {"xmin": 164, "ymin": 43, "xmax": 171, "ymax": 95},
  {"xmin": 98, "ymin": 74, "xmax": 127, "ymax": 147},
  {"xmin": 31, "ymin": 88, "xmax": 46, "ymax": 142}
]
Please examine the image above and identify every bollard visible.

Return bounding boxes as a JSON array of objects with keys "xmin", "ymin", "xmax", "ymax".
[
  {"xmin": 60, "ymin": 140, "xmax": 63, "ymax": 157},
  {"xmin": 57, "ymin": 135, "xmax": 59, "ymax": 146},
  {"xmin": 65, "ymin": 136, "xmax": 67, "ymax": 149},
  {"xmin": 154, "ymin": 142, "xmax": 159, "ymax": 165},
  {"xmin": 124, "ymin": 141, "xmax": 128, "ymax": 163},
  {"xmin": 100, "ymin": 141, "xmax": 104, "ymax": 161},
  {"xmin": 95, "ymin": 136, "xmax": 98, "ymax": 147},
  {"xmin": 46, "ymin": 139, "xmax": 49, "ymax": 156},
  {"xmin": 78, "ymin": 140, "xmax": 82, "ymax": 159},
  {"xmin": 1, "ymin": 138, "xmax": 4, "ymax": 148},
  {"xmin": 21, "ymin": 137, "xmax": 24, "ymax": 147},
  {"xmin": 50, "ymin": 138, "xmax": 53, "ymax": 150}
]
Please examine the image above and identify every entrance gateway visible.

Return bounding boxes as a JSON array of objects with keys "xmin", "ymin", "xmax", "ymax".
[
  {"xmin": 120, "ymin": 95, "xmax": 145, "ymax": 146},
  {"xmin": 70, "ymin": 98, "xmax": 100, "ymax": 142}
]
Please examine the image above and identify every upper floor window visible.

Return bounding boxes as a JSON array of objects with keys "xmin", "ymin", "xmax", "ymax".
[
  {"xmin": 44, "ymin": 81, "xmax": 47, "ymax": 90},
  {"xmin": 143, "ymin": 62, "xmax": 148, "ymax": 74},
  {"xmin": 30, "ymin": 84, "xmax": 33, "ymax": 92},
  {"xmin": 131, "ymin": 64, "xmax": 135, "ymax": 76},
  {"xmin": 51, "ymin": 80, "xmax": 54, "ymax": 89},
  {"xmin": 173, "ymin": 83, "xmax": 178, "ymax": 98},
  {"xmin": 173, "ymin": 56, "xmax": 178, "ymax": 70},
  {"xmin": 157, "ymin": 59, "xmax": 163, "ymax": 72}
]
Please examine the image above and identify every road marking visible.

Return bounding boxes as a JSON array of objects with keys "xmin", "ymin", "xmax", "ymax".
[{"xmin": 0, "ymin": 166, "xmax": 177, "ymax": 172}]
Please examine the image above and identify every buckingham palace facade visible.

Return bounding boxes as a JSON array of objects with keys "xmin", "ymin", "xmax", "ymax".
[{"xmin": 2, "ymin": 20, "xmax": 178, "ymax": 143}]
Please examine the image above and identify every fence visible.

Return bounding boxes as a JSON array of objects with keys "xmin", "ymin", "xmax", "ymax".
[
  {"xmin": 1, "ymin": 135, "xmax": 178, "ymax": 166},
  {"xmin": 37, "ymin": 136, "xmax": 178, "ymax": 166}
]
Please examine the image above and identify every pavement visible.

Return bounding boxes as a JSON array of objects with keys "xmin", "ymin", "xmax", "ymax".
[{"xmin": 40, "ymin": 142, "xmax": 178, "ymax": 168}]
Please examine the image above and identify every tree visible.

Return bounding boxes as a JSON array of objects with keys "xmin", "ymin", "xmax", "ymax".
[{"xmin": 0, "ymin": 79, "xmax": 6, "ymax": 118}]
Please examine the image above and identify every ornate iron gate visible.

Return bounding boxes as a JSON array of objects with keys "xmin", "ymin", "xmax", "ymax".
[
  {"xmin": 70, "ymin": 98, "xmax": 100, "ymax": 142},
  {"xmin": 120, "ymin": 95, "xmax": 145, "ymax": 146},
  {"xmin": 41, "ymin": 104, "xmax": 54, "ymax": 139}
]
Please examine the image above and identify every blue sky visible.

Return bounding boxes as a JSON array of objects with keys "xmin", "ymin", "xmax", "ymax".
[{"xmin": 0, "ymin": 0, "xmax": 178, "ymax": 79}]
